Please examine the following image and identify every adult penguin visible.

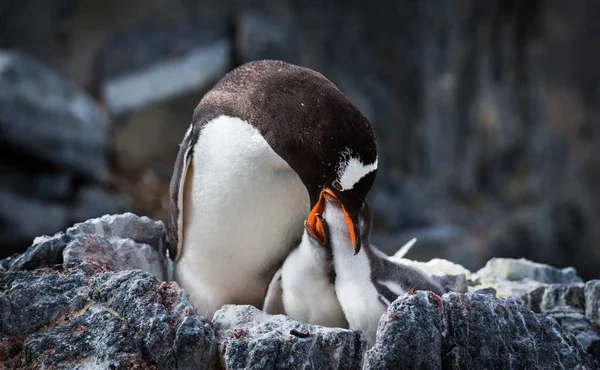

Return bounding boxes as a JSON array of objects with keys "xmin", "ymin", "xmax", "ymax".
[{"xmin": 167, "ymin": 60, "xmax": 378, "ymax": 319}]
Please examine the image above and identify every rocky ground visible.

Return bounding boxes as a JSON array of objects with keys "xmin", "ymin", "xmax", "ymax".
[{"xmin": 0, "ymin": 213, "xmax": 598, "ymax": 369}]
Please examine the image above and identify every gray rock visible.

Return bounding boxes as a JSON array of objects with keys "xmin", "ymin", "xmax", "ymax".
[
  {"xmin": 364, "ymin": 291, "xmax": 596, "ymax": 369},
  {"xmin": 523, "ymin": 283, "xmax": 586, "ymax": 314},
  {"xmin": 2, "ymin": 231, "xmax": 68, "ymax": 271},
  {"xmin": 1, "ymin": 213, "xmax": 168, "ymax": 280},
  {"xmin": 0, "ymin": 49, "xmax": 108, "ymax": 181},
  {"xmin": 64, "ymin": 213, "xmax": 168, "ymax": 280},
  {"xmin": 585, "ymin": 280, "xmax": 600, "ymax": 329},
  {"xmin": 212, "ymin": 305, "xmax": 366, "ymax": 370},
  {"xmin": 0, "ymin": 263, "xmax": 214, "ymax": 369},
  {"xmin": 472, "ymin": 287, "xmax": 497, "ymax": 296},
  {"xmin": 363, "ymin": 292, "xmax": 444, "ymax": 369},
  {"xmin": 543, "ymin": 306, "xmax": 600, "ymax": 361},
  {"xmin": 476, "ymin": 258, "xmax": 582, "ymax": 284},
  {"xmin": 431, "ymin": 273, "xmax": 468, "ymax": 294},
  {"xmin": 66, "ymin": 212, "xmax": 167, "ymax": 256},
  {"xmin": 63, "ymin": 233, "xmax": 166, "ymax": 281},
  {"xmin": 471, "ymin": 258, "xmax": 584, "ymax": 302}
]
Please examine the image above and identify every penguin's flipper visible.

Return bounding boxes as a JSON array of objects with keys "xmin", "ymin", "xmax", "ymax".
[
  {"xmin": 167, "ymin": 128, "xmax": 195, "ymax": 262},
  {"xmin": 262, "ymin": 268, "xmax": 286, "ymax": 315}
]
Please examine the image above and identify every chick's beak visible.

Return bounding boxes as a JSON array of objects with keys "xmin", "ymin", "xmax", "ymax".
[{"xmin": 305, "ymin": 188, "xmax": 361, "ymax": 253}]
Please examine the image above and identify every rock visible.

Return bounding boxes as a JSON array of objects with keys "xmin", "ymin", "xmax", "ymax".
[
  {"xmin": 0, "ymin": 190, "xmax": 69, "ymax": 248},
  {"xmin": 476, "ymin": 258, "xmax": 582, "ymax": 284},
  {"xmin": 63, "ymin": 233, "xmax": 165, "ymax": 281},
  {"xmin": 364, "ymin": 291, "xmax": 597, "ymax": 369},
  {"xmin": 1, "ymin": 231, "xmax": 68, "ymax": 272},
  {"xmin": 66, "ymin": 213, "xmax": 166, "ymax": 255},
  {"xmin": 543, "ymin": 306, "xmax": 600, "ymax": 361},
  {"xmin": 212, "ymin": 305, "xmax": 366, "ymax": 370},
  {"xmin": 472, "ymin": 287, "xmax": 497, "ymax": 296},
  {"xmin": 431, "ymin": 273, "xmax": 468, "ymax": 294},
  {"xmin": 0, "ymin": 263, "xmax": 214, "ymax": 369},
  {"xmin": 2, "ymin": 211, "xmax": 600, "ymax": 369},
  {"xmin": 0, "ymin": 49, "xmax": 108, "ymax": 181},
  {"xmin": 522, "ymin": 283, "xmax": 585, "ymax": 314},
  {"xmin": 101, "ymin": 21, "xmax": 230, "ymax": 116},
  {"xmin": 363, "ymin": 292, "xmax": 444, "ymax": 369},
  {"xmin": 64, "ymin": 213, "xmax": 168, "ymax": 280},
  {"xmin": 471, "ymin": 257, "xmax": 583, "ymax": 301},
  {"xmin": 585, "ymin": 280, "xmax": 600, "ymax": 329},
  {"xmin": 1, "ymin": 213, "xmax": 168, "ymax": 281}
]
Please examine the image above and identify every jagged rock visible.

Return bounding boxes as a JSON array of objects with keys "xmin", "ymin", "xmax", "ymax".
[
  {"xmin": 212, "ymin": 305, "xmax": 366, "ymax": 370},
  {"xmin": 476, "ymin": 258, "xmax": 582, "ymax": 284},
  {"xmin": 431, "ymin": 274, "xmax": 468, "ymax": 294},
  {"xmin": 3, "ymin": 213, "xmax": 599, "ymax": 369},
  {"xmin": 364, "ymin": 291, "xmax": 597, "ymax": 369},
  {"xmin": 522, "ymin": 283, "xmax": 586, "ymax": 314},
  {"xmin": 470, "ymin": 257, "xmax": 583, "ymax": 301},
  {"xmin": 0, "ymin": 262, "xmax": 213, "ymax": 369},
  {"xmin": 363, "ymin": 292, "xmax": 444, "ymax": 369},
  {"xmin": 66, "ymin": 213, "xmax": 166, "ymax": 257},
  {"xmin": 0, "ymin": 49, "xmax": 108, "ymax": 181},
  {"xmin": 543, "ymin": 306, "xmax": 600, "ymax": 361},
  {"xmin": 2, "ymin": 213, "xmax": 167, "ymax": 281},
  {"xmin": 585, "ymin": 280, "xmax": 600, "ymax": 329},
  {"xmin": 1, "ymin": 231, "xmax": 68, "ymax": 272}
]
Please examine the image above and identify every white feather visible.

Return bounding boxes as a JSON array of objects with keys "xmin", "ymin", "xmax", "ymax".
[
  {"xmin": 279, "ymin": 232, "xmax": 348, "ymax": 328},
  {"xmin": 394, "ymin": 237, "xmax": 417, "ymax": 259},
  {"xmin": 324, "ymin": 201, "xmax": 386, "ymax": 348},
  {"xmin": 336, "ymin": 153, "xmax": 377, "ymax": 190},
  {"xmin": 173, "ymin": 115, "xmax": 310, "ymax": 319}
]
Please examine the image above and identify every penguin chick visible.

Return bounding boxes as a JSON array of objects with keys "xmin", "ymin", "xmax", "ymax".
[
  {"xmin": 263, "ymin": 215, "xmax": 349, "ymax": 328},
  {"xmin": 323, "ymin": 195, "xmax": 445, "ymax": 347}
]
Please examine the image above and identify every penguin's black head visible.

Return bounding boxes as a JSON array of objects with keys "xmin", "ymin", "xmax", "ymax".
[{"xmin": 193, "ymin": 59, "xmax": 378, "ymax": 251}]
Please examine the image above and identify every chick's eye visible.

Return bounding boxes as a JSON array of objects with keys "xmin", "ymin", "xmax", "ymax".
[{"xmin": 332, "ymin": 180, "xmax": 343, "ymax": 191}]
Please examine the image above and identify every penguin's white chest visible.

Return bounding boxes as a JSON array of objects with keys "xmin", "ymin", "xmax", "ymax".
[
  {"xmin": 280, "ymin": 234, "xmax": 349, "ymax": 328},
  {"xmin": 173, "ymin": 115, "xmax": 309, "ymax": 319}
]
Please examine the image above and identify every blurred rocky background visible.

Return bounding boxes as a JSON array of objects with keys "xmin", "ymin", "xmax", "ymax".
[{"xmin": 0, "ymin": 0, "xmax": 599, "ymax": 280}]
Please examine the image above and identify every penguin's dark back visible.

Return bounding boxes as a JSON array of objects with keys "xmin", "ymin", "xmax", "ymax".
[{"xmin": 191, "ymin": 60, "xmax": 378, "ymax": 198}]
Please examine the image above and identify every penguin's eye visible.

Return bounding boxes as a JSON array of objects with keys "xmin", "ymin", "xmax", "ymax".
[{"xmin": 332, "ymin": 180, "xmax": 343, "ymax": 191}]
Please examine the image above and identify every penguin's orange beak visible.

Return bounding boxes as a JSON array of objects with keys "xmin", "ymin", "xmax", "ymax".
[{"xmin": 305, "ymin": 188, "xmax": 357, "ymax": 249}]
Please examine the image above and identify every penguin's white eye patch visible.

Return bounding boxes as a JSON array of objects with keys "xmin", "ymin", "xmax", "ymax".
[
  {"xmin": 336, "ymin": 153, "xmax": 378, "ymax": 191},
  {"xmin": 332, "ymin": 180, "xmax": 343, "ymax": 191}
]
